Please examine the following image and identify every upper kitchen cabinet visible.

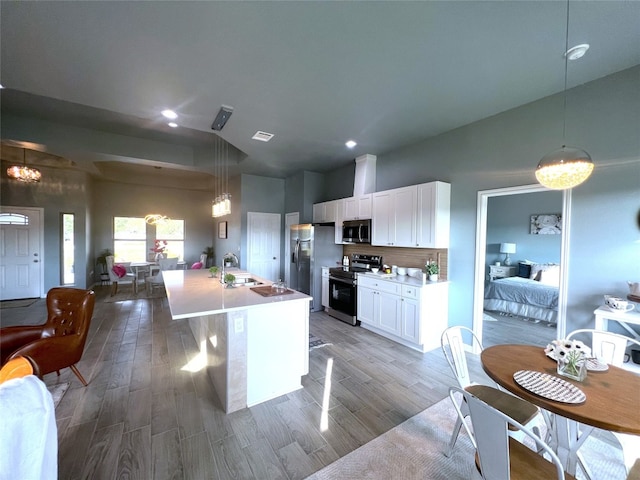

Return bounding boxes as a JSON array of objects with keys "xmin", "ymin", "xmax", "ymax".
[
  {"xmin": 372, "ymin": 185, "xmax": 417, "ymax": 247},
  {"xmin": 312, "ymin": 200, "xmax": 337, "ymax": 223},
  {"xmin": 416, "ymin": 181, "xmax": 450, "ymax": 248},
  {"xmin": 343, "ymin": 194, "xmax": 372, "ymax": 220}
]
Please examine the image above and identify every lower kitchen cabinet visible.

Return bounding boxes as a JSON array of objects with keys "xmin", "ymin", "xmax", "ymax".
[{"xmin": 357, "ymin": 274, "xmax": 448, "ymax": 352}]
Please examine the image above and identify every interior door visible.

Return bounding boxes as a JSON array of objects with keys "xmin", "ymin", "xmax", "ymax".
[
  {"xmin": 0, "ymin": 207, "xmax": 43, "ymax": 300},
  {"xmin": 247, "ymin": 212, "xmax": 281, "ymax": 281}
]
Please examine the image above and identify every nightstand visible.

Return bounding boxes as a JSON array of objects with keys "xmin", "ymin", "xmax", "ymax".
[{"xmin": 489, "ymin": 265, "xmax": 517, "ymax": 281}]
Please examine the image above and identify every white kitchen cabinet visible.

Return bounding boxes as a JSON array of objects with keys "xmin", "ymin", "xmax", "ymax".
[
  {"xmin": 372, "ymin": 185, "xmax": 417, "ymax": 247},
  {"xmin": 312, "ymin": 200, "xmax": 337, "ymax": 223},
  {"xmin": 344, "ymin": 194, "xmax": 372, "ymax": 220},
  {"xmin": 416, "ymin": 181, "xmax": 451, "ymax": 248},
  {"xmin": 321, "ymin": 267, "xmax": 330, "ymax": 309},
  {"xmin": 334, "ymin": 198, "xmax": 344, "ymax": 244},
  {"xmin": 357, "ymin": 274, "xmax": 448, "ymax": 352}
]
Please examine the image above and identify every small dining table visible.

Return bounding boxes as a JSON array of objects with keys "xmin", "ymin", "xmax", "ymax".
[{"xmin": 481, "ymin": 344, "xmax": 640, "ymax": 476}]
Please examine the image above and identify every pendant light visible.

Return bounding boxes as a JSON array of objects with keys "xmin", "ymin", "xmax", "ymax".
[
  {"xmin": 535, "ymin": 1, "xmax": 594, "ymax": 190},
  {"xmin": 212, "ymin": 135, "xmax": 231, "ymax": 218},
  {"xmin": 6, "ymin": 148, "xmax": 42, "ymax": 183},
  {"xmin": 145, "ymin": 214, "xmax": 169, "ymax": 225}
]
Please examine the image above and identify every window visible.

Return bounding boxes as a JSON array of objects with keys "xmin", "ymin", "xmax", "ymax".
[
  {"xmin": 0, "ymin": 213, "xmax": 29, "ymax": 225},
  {"xmin": 114, "ymin": 217, "xmax": 146, "ymax": 262},
  {"xmin": 156, "ymin": 219, "xmax": 184, "ymax": 260},
  {"xmin": 61, "ymin": 213, "xmax": 75, "ymax": 285}
]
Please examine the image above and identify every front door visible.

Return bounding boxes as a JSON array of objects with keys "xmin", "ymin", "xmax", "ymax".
[
  {"xmin": 247, "ymin": 212, "xmax": 281, "ymax": 281},
  {"xmin": 0, "ymin": 207, "xmax": 44, "ymax": 300}
]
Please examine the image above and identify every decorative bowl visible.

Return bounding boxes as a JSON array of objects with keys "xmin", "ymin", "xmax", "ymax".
[
  {"xmin": 397, "ymin": 267, "xmax": 407, "ymax": 275},
  {"xmin": 407, "ymin": 267, "xmax": 421, "ymax": 278}
]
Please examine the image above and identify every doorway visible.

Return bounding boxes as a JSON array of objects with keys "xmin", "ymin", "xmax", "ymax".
[
  {"xmin": 0, "ymin": 206, "xmax": 44, "ymax": 300},
  {"xmin": 473, "ymin": 185, "xmax": 572, "ymax": 351},
  {"xmin": 247, "ymin": 212, "xmax": 281, "ymax": 281}
]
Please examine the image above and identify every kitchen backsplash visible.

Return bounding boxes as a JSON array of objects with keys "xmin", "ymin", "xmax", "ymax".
[{"xmin": 342, "ymin": 245, "xmax": 448, "ymax": 280}]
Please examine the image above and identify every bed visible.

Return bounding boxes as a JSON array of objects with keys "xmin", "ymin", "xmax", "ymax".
[{"xmin": 484, "ymin": 263, "xmax": 559, "ymax": 324}]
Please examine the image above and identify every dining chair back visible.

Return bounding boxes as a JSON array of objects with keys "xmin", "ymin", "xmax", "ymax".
[
  {"xmin": 566, "ymin": 329, "xmax": 640, "ymax": 366},
  {"xmin": 449, "ymin": 386, "xmax": 573, "ymax": 480},
  {"xmin": 441, "ymin": 326, "xmax": 540, "ymax": 457},
  {"xmin": 105, "ymin": 255, "xmax": 135, "ymax": 296},
  {"xmin": 146, "ymin": 257, "xmax": 179, "ymax": 295}
]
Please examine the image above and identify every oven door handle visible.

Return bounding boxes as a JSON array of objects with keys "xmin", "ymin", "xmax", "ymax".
[{"xmin": 329, "ymin": 276, "xmax": 356, "ymax": 286}]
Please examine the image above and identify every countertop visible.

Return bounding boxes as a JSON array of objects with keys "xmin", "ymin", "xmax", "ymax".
[
  {"xmin": 163, "ymin": 269, "xmax": 311, "ymax": 320},
  {"xmin": 358, "ymin": 271, "xmax": 446, "ymax": 287}
]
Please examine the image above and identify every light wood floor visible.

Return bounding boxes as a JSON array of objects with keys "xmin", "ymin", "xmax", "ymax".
[{"xmin": 3, "ymin": 287, "xmax": 501, "ymax": 480}]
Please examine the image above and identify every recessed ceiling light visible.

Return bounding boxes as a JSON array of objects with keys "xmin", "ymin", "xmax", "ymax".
[
  {"xmin": 252, "ymin": 131, "xmax": 274, "ymax": 142},
  {"xmin": 0, "ymin": 84, "xmax": 4, "ymax": 89},
  {"xmin": 345, "ymin": 140, "xmax": 357, "ymax": 149},
  {"xmin": 161, "ymin": 109, "xmax": 178, "ymax": 119},
  {"xmin": 565, "ymin": 44, "xmax": 589, "ymax": 61},
  {"xmin": 168, "ymin": 122, "xmax": 178, "ymax": 128}
]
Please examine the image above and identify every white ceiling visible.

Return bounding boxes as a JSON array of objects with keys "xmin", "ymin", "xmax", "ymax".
[{"xmin": 1, "ymin": 1, "xmax": 639, "ymax": 179}]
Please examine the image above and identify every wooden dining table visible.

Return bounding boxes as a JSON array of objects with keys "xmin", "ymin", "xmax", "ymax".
[{"xmin": 481, "ymin": 344, "xmax": 640, "ymax": 476}]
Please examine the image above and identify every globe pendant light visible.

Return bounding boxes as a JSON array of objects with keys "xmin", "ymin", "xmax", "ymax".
[
  {"xmin": 6, "ymin": 148, "xmax": 42, "ymax": 183},
  {"xmin": 535, "ymin": 1, "xmax": 594, "ymax": 190}
]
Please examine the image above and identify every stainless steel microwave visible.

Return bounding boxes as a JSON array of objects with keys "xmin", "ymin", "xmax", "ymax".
[{"xmin": 342, "ymin": 219, "xmax": 371, "ymax": 244}]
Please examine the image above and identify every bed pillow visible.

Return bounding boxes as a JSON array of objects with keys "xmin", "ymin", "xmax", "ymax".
[
  {"xmin": 537, "ymin": 266, "xmax": 560, "ymax": 286},
  {"xmin": 517, "ymin": 263, "xmax": 532, "ymax": 278},
  {"xmin": 530, "ymin": 262, "xmax": 558, "ymax": 280}
]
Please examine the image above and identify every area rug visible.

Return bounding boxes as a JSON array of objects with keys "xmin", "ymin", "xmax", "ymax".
[
  {"xmin": 0, "ymin": 298, "xmax": 38, "ymax": 309},
  {"xmin": 309, "ymin": 334, "xmax": 331, "ymax": 350},
  {"xmin": 305, "ymin": 397, "xmax": 625, "ymax": 480},
  {"xmin": 47, "ymin": 382, "xmax": 70, "ymax": 409},
  {"xmin": 103, "ymin": 289, "xmax": 166, "ymax": 303}
]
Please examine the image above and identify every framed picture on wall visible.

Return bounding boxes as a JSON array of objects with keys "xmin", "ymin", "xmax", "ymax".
[
  {"xmin": 218, "ymin": 221, "xmax": 227, "ymax": 239},
  {"xmin": 530, "ymin": 213, "xmax": 562, "ymax": 234}
]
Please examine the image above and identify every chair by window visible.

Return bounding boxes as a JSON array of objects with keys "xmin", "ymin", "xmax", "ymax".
[
  {"xmin": 0, "ymin": 287, "xmax": 96, "ymax": 386},
  {"xmin": 441, "ymin": 326, "xmax": 540, "ymax": 456},
  {"xmin": 105, "ymin": 255, "xmax": 135, "ymax": 296},
  {"xmin": 449, "ymin": 386, "xmax": 575, "ymax": 480}
]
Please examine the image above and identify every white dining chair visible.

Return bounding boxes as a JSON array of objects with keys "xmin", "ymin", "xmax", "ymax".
[
  {"xmin": 105, "ymin": 256, "xmax": 135, "ymax": 296},
  {"xmin": 449, "ymin": 386, "xmax": 574, "ymax": 480},
  {"xmin": 145, "ymin": 257, "xmax": 179, "ymax": 295},
  {"xmin": 441, "ymin": 326, "xmax": 541, "ymax": 457},
  {"xmin": 565, "ymin": 328, "xmax": 640, "ymax": 475}
]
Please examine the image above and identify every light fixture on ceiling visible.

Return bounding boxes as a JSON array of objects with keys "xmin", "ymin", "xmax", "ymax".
[
  {"xmin": 145, "ymin": 214, "xmax": 169, "ymax": 225},
  {"xmin": 167, "ymin": 122, "xmax": 178, "ymax": 128},
  {"xmin": 535, "ymin": 1, "xmax": 594, "ymax": 190},
  {"xmin": 161, "ymin": 109, "xmax": 178, "ymax": 120},
  {"xmin": 212, "ymin": 135, "xmax": 231, "ymax": 218},
  {"xmin": 6, "ymin": 148, "xmax": 42, "ymax": 183},
  {"xmin": 345, "ymin": 140, "xmax": 357, "ymax": 149},
  {"xmin": 211, "ymin": 105, "xmax": 233, "ymax": 131}
]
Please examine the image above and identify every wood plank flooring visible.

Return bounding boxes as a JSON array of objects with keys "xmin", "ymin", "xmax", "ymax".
[{"xmin": 3, "ymin": 287, "xmax": 508, "ymax": 480}]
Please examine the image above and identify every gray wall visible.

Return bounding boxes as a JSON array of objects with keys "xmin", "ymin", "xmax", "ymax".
[
  {"xmin": 375, "ymin": 66, "xmax": 640, "ymax": 333},
  {"xmin": 486, "ymin": 191, "xmax": 562, "ymax": 266}
]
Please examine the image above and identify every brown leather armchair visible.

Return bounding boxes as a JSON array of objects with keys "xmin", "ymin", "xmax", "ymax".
[{"xmin": 0, "ymin": 287, "xmax": 96, "ymax": 386}]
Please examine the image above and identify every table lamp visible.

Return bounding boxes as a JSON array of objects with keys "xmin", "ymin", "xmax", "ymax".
[{"xmin": 500, "ymin": 243, "xmax": 516, "ymax": 266}]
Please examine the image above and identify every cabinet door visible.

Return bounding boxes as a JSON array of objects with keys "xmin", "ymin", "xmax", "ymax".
[
  {"xmin": 378, "ymin": 291, "xmax": 401, "ymax": 334},
  {"xmin": 324, "ymin": 200, "xmax": 336, "ymax": 223},
  {"xmin": 357, "ymin": 194, "xmax": 372, "ymax": 219},
  {"xmin": 312, "ymin": 203, "xmax": 323, "ymax": 223},
  {"xmin": 334, "ymin": 199, "xmax": 344, "ymax": 244},
  {"xmin": 372, "ymin": 191, "xmax": 392, "ymax": 245},
  {"xmin": 392, "ymin": 186, "xmax": 417, "ymax": 247},
  {"xmin": 416, "ymin": 181, "xmax": 450, "ymax": 248},
  {"xmin": 344, "ymin": 197, "xmax": 358, "ymax": 220},
  {"xmin": 400, "ymin": 298, "xmax": 420, "ymax": 343},
  {"xmin": 357, "ymin": 286, "xmax": 378, "ymax": 326}
]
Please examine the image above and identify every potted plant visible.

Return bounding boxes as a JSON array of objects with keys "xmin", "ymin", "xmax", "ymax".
[
  {"xmin": 223, "ymin": 253, "xmax": 237, "ymax": 268},
  {"xmin": 209, "ymin": 266, "xmax": 219, "ymax": 278},
  {"xmin": 426, "ymin": 261, "xmax": 439, "ymax": 281},
  {"xmin": 224, "ymin": 273, "xmax": 236, "ymax": 288},
  {"xmin": 96, "ymin": 248, "xmax": 113, "ymax": 282},
  {"xmin": 202, "ymin": 246, "xmax": 214, "ymax": 268}
]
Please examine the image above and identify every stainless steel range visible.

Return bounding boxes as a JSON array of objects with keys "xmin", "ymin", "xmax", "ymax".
[{"xmin": 327, "ymin": 254, "xmax": 383, "ymax": 325}]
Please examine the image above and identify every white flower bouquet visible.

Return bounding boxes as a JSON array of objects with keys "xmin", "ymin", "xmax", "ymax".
[{"xmin": 545, "ymin": 339, "xmax": 590, "ymax": 381}]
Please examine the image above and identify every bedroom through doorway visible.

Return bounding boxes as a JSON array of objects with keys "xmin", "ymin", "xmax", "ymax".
[{"xmin": 473, "ymin": 185, "xmax": 571, "ymax": 350}]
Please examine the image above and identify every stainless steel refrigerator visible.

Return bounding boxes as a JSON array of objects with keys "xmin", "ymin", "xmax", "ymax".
[{"xmin": 290, "ymin": 224, "xmax": 342, "ymax": 311}]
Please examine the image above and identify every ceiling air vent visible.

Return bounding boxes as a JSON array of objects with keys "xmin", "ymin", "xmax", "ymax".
[{"xmin": 252, "ymin": 131, "xmax": 274, "ymax": 142}]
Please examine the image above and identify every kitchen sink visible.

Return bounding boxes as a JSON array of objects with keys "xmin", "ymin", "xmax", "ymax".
[{"xmin": 231, "ymin": 277, "xmax": 262, "ymax": 286}]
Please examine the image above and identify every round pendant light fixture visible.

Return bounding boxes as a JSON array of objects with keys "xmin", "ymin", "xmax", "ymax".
[
  {"xmin": 535, "ymin": 1, "xmax": 594, "ymax": 190},
  {"xmin": 6, "ymin": 148, "xmax": 42, "ymax": 183}
]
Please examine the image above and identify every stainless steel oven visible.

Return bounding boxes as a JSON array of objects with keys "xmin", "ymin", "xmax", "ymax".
[{"xmin": 328, "ymin": 273, "xmax": 358, "ymax": 325}]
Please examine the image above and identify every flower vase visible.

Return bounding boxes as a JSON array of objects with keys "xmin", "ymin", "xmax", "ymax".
[
  {"xmin": 557, "ymin": 353, "xmax": 587, "ymax": 382},
  {"xmin": 154, "ymin": 252, "xmax": 165, "ymax": 262},
  {"xmin": 428, "ymin": 274, "xmax": 438, "ymax": 282}
]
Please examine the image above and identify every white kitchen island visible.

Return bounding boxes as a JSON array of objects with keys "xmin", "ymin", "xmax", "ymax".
[{"xmin": 163, "ymin": 269, "xmax": 312, "ymax": 413}]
